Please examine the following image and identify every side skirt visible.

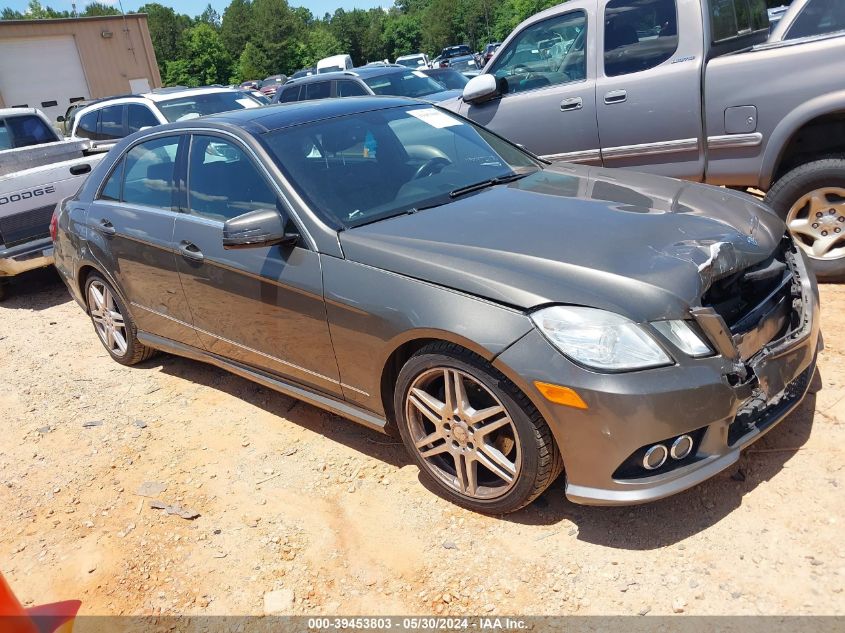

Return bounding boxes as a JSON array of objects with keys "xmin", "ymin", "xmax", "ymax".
[{"xmin": 137, "ymin": 331, "xmax": 388, "ymax": 434}]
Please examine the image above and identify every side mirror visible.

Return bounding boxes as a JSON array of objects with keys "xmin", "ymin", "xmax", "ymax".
[
  {"xmin": 222, "ymin": 207, "xmax": 298, "ymax": 250},
  {"xmin": 56, "ymin": 115, "xmax": 65, "ymax": 123},
  {"xmin": 462, "ymin": 74, "xmax": 499, "ymax": 104}
]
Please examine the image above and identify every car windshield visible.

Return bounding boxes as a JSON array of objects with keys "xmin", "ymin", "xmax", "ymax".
[
  {"xmin": 263, "ymin": 105, "xmax": 541, "ymax": 228},
  {"xmin": 157, "ymin": 91, "xmax": 262, "ymax": 122},
  {"xmin": 363, "ymin": 70, "xmax": 448, "ymax": 98}
]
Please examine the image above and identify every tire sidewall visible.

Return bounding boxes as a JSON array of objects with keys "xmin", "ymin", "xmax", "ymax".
[
  {"xmin": 766, "ymin": 160, "xmax": 845, "ymax": 281},
  {"xmin": 394, "ymin": 351, "xmax": 542, "ymax": 514},
  {"xmin": 84, "ymin": 273, "xmax": 136, "ymax": 363}
]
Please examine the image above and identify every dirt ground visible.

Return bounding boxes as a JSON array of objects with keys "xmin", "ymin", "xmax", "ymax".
[{"xmin": 1, "ymin": 268, "xmax": 844, "ymax": 617}]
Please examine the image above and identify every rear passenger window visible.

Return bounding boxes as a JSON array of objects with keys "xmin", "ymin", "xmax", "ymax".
[
  {"xmin": 305, "ymin": 82, "xmax": 331, "ymax": 100},
  {"xmin": 188, "ymin": 135, "xmax": 277, "ymax": 222},
  {"xmin": 603, "ymin": 0, "xmax": 678, "ymax": 77},
  {"xmin": 76, "ymin": 111, "xmax": 98, "ymax": 140},
  {"xmin": 278, "ymin": 86, "xmax": 300, "ymax": 103},
  {"xmin": 98, "ymin": 105, "xmax": 124, "ymax": 140},
  {"xmin": 99, "ymin": 158, "xmax": 124, "ymax": 202},
  {"xmin": 127, "ymin": 105, "xmax": 159, "ymax": 134},
  {"xmin": 337, "ymin": 80, "xmax": 367, "ymax": 97},
  {"xmin": 121, "ymin": 136, "xmax": 180, "ymax": 210},
  {"xmin": 0, "ymin": 121, "xmax": 11, "ymax": 151},
  {"xmin": 7, "ymin": 115, "xmax": 57, "ymax": 147}
]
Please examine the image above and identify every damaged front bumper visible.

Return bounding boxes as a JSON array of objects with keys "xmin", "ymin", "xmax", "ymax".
[{"xmin": 494, "ymin": 241, "xmax": 821, "ymax": 506}]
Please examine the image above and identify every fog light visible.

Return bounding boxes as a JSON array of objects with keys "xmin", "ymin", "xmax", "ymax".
[
  {"xmin": 642, "ymin": 444, "xmax": 668, "ymax": 470},
  {"xmin": 670, "ymin": 434, "xmax": 694, "ymax": 460}
]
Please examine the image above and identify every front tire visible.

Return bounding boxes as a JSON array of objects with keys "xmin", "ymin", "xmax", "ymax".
[
  {"xmin": 393, "ymin": 342, "xmax": 562, "ymax": 514},
  {"xmin": 84, "ymin": 273, "xmax": 155, "ymax": 366},
  {"xmin": 765, "ymin": 159, "xmax": 845, "ymax": 281}
]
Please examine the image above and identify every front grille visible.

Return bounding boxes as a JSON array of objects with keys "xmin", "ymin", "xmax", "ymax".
[
  {"xmin": 728, "ymin": 362, "xmax": 813, "ymax": 447},
  {"xmin": 702, "ymin": 238, "xmax": 795, "ymax": 333},
  {"xmin": 0, "ymin": 204, "xmax": 54, "ymax": 248}
]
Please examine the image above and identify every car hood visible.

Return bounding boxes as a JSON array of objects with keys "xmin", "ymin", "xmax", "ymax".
[
  {"xmin": 423, "ymin": 89, "xmax": 464, "ymax": 103},
  {"xmin": 339, "ymin": 163, "xmax": 786, "ymax": 322}
]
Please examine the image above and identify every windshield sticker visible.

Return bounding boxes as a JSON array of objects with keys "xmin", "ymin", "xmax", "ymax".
[
  {"xmin": 408, "ymin": 108, "xmax": 462, "ymax": 129},
  {"xmin": 236, "ymin": 98, "xmax": 260, "ymax": 108}
]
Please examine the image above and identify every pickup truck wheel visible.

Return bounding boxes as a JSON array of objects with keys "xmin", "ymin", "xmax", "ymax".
[
  {"xmin": 394, "ymin": 342, "xmax": 563, "ymax": 514},
  {"xmin": 84, "ymin": 274, "xmax": 156, "ymax": 366},
  {"xmin": 765, "ymin": 159, "xmax": 845, "ymax": 281}
]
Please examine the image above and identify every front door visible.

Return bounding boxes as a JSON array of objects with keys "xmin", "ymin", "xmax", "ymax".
[
  {"xmin": 459, "ymin": 6, "xmax": 600, "ymax": 163},
  {"xmin": 85, "ymin": 134, "xmax": 199, "ymax": 347},
  {"xmin": 595, "ymin": 0, "xmax": 705, "ymax": 180},
  {"xmin": 173, "ymin": 133, "xmax": 342, "ymax": 396}
]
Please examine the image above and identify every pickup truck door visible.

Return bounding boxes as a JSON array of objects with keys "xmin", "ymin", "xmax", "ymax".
[
  {"xmin": 458, "ymin": 5, "xmax": 601, "ymax": 164},
  {"xmin": 595, "ymin": 0, "xmax": 705, "ymax": 180}
]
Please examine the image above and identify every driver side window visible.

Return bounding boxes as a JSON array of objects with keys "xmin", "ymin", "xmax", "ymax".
[{"xmin": 489, "ymin": 10, "xmax": 587, "ymax": 95}]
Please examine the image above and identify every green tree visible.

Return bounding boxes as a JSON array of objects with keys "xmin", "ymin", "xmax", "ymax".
[
  {"xmin": 299, "ymin": 24, "xmax": 342, "ymax": 67},
  {"xmin": 220, "ymin": 0, "xmax": 253, "ymax": 61},
  {"xmin": 81, "ymin": 2, "xmax": 121, "ymax": 17},
  {"xmin": 198, "ymin": 3, "xmax": 221, "ymax": 29},
  {"xmin": 250, "ymin": 0, "xmax": 305, "ymax": 75},
  {"xmin": 164, "ymin": 22, "xmax": 230, "ymax": 86},
  {"xmin": 137, "ymin": 3, "xmax": 193, "ymax": 77},
  {"xmin": 236, "ymin": 41, "xmax": 271, "ymax": 80}
]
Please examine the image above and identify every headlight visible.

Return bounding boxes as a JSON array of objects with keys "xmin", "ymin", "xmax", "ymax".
[
  {"xmin": 652, "ymin": 320, "xmax": 712, "ymax": 357},
  {"xmin": 531, "ymin": 306, "xmax": 672, "ymax": 371}
]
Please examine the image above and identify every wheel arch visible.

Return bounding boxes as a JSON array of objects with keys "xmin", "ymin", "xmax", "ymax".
[
  {"xmin": 75, "ymin": 260, "xmax": 128, "ymax": 314},
  {"xmin": 762, "ymin": 92, "xmax": 845, "ymax": 190}
]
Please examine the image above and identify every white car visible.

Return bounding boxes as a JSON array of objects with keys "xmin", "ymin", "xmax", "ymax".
[
  {"xmin": 395, "ymin": 53, "xmax": 431, "ymax": 69},
  {"xmin": 317, "ymin": 54, "xmax": 354, "ymax": 74},
  {"xmin": 70, "ymin": 86, "xmax": 263, "ymax": 151}
]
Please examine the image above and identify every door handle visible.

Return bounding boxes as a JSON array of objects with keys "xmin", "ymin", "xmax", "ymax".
[
  {"xmin": 69, "ymin": 163, "xmax": 91, "ymax": 176},
  {"xmin": 96, "ymin": 218, "xmax": 116, "ymax": 236},
  {"xmin": 604, "ymin": 89, "xmax": 627, "ymax": 104},
  {"xmin": 560, "ymin": 97, "xmax": 583, "ymax": 112},
  {"xmin": 179, "ymin": 241, "xmax": 204, "ymax": 263}
]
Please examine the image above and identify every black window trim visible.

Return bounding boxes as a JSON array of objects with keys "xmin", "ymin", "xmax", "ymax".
[
  {"xmin": 491, "ymin": 8, "xmax": 590, "ymax": 99},
  {"xmin": 601, "ymin": 0, "xmax": 680, "ymax": 78}
]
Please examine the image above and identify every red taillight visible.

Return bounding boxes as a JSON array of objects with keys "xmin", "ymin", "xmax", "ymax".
[{"xmin": 49, "ymin": 205, "xmax": 59, "ymax": 242}]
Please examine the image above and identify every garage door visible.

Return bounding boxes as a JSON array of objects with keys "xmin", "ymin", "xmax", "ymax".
[{"xmin": 0, "ymin": 35, "xmax": 91, "ymax": 123}]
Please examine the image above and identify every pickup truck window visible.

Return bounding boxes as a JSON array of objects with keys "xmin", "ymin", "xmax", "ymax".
[
  {"xmin": 604, "ymin": 0, "xmax": 678, "ymax": 77},
  {"xmin": 6, "ymin": 115, "xmax": 57, "ymax": 148},
  {"xmin": 786, "ymin": 0, "xmax": 845, "ymax": 40},
  {"xmin": 489, "ymin": 10, "xmax": 587, "ymax": 94},
  {"xmin": 0, "ymin": 121, "xmax": 11, "ymax": 151}
]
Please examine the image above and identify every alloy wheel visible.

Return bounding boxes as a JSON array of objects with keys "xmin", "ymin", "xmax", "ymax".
[
  {"xmin": 786, "ymin": 187, "xmax": 845, "ymax": 261},
  {"xmin": 405, "ymin": 367, "xmax": 521, "ymax": 499},
  {"xmin": 87, "ymin": 280, "xmax": 128, "ymax": 356}
]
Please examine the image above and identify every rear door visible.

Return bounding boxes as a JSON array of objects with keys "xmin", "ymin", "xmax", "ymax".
[
  {"xmin": 172, "ymin": 133, "xmax": 341, "ymax": 396},
  {"xmin": 595, "ymin": 0, "xmax": 705, "ymax": 180},
  {"xmin": 85, "ymin": 134, "xmax": 199, "ymax": 346},
  {"xmin": 459, "ymin": 5, "xmax": 601, "ymax": 163}
]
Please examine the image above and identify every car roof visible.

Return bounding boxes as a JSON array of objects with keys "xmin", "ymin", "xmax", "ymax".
[
  {"xmin": 284, "ymin": 65, "xmax": 409, "ymax": 86},
  {"xmin": 190, "ymin": 96, "xmax": 422, "ymax": 133},
  {"xmin": 0, "ymin": 107, "xmax": 42, "ymax": 118}
]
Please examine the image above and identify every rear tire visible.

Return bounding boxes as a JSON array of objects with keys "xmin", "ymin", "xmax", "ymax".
[
  {"xmin": 393, "ymin": 342, "xmax": 562, "ymax": 514},
  {"xmin": 84, "ymin": 273, "xmax": 156, "ymax": 366},
  {"xmin": 765, "ymin": 159, "xmax": 845, "ymax": 282}
]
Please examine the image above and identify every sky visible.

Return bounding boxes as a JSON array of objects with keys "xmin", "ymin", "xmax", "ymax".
[{"xmin": 1, "ymin": 1, "xmax": 389, "ymax": 18}]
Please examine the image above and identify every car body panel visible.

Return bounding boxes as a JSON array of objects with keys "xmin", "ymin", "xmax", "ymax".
[{"xmin": 339, "ymin": 163, "xmax": 784, "ymax": 321}]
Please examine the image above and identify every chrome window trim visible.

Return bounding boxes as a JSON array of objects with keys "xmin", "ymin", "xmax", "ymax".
[{"xmin": 541, "ymin": 148, "xmax": 602, "ymax": 163}]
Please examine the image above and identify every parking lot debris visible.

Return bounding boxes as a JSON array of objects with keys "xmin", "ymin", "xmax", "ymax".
[
  {"xmin": 132, "ymin": 420, "xmax": 148, "ymax": 429},
  {"xmin": 135, "ymin": 481, "xmax": 166, "ymax": 497},
  {"xmin": 149, "ymin": 499, "xmax": 200, "ymax": 520},
  {"xmin": 731, "ymin": 468, "xmax": 747, "ymax": 482},
  {"xmin": 442, "ymin": 541, "xmax": 458, "ymax": 550},
  {"xmin": 82, "ymin": 420, "xmax": 103, "ymax": 428},
  {"xmin": 36, "ymin": 426, "xmax": 51, "ymax": 434}
]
